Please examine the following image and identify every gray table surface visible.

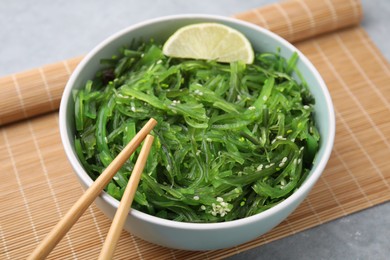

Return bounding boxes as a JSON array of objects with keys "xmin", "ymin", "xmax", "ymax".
[{"xmin": 1, "ymin": 0, "xmax": 389, "ymax": 259}]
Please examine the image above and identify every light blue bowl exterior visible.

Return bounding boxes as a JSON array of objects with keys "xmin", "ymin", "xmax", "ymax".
[{"xmin": 59, "ymin": 14, "xmax": 335, "ymax": 250}]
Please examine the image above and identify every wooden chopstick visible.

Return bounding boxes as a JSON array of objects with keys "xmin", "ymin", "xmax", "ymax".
[
  {"xmin": 98, "ymin": 134, "xmax": 154, "ymax": 260},
  {"xmin": 28, "ymin": 118, "xmax": 157, "ymax": 260}
]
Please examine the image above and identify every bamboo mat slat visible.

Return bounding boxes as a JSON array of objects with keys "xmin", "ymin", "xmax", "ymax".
[{"xmin": 1, "ymin": 0, "xmax": 390, "ymax": 259}]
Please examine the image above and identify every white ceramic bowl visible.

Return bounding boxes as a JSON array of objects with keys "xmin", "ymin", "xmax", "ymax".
[{"xmin": 59, "ymin": 14, "xmax": 335, "ymax": 251}]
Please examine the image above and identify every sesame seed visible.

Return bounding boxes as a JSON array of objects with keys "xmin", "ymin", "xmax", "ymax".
[
  {"xmin": 248, "ymin": 106, "xmax": 256, "ymax": 111},
  {"xmin": 303, "ymin": 105, "xmax": 310, "ymax": 110},
  {"xmin": 263, "ymin": 96, "xmax": 267, "ymax": 101},
  {"xmin": 257, "ymin": 164, "xmax": 263, "ymax": 171},
  {"xmin": 208, "ymin": 199, "xmax": 231, "ymax": 217},
  {"xmin": 193, "ymin": 89, "xmax": 204, "ymax": 96},
  {"xmin": 282, "ymin": 157, "xmax": 288, "ymax": 163},
  {"xmin": 200, "ymin": 205, "xmax": 206, "ymax": 210},
  {"xmin": 174, "ymin": 100, "xmax": 180, "ymax": 104},
  {"xmin": 193, "ymin": 195, "xmax": 200, "ymax": 201}
]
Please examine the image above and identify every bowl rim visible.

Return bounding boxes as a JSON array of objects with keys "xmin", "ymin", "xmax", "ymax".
[{"xmin": 59, "ymin": 13, "xmax": 335, "ymax": 230}]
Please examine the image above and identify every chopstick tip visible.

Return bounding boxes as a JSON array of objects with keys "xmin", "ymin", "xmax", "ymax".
[{"xmin": 149, "ymin": 118, "xmax": 158, "ymax": 127}]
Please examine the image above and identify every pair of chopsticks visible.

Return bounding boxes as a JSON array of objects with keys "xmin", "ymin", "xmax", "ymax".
[{"xmin": 28, "ymin": 118, "xmax": 157, "ymax": 260}]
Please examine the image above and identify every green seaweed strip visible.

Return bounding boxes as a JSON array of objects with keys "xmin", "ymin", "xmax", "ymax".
[{"xmin": 73, "ymin": 41, "xmax": 320, "ymax": 223}]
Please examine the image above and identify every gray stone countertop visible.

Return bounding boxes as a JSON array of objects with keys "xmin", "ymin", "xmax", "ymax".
[{"xmin": 0, "ymin": 0, "xmax": 389, "ymax": 259}]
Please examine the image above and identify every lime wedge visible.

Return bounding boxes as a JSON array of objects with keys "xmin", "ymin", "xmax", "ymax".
[{"xmin": 162, "ymin": 23, "xmax": 254, "ymax": 64}]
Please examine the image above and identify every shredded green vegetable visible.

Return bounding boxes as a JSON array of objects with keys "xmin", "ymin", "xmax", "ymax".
[{"xmin": 74, "ymin": 40, "xmax": 320, "ymax": 223}]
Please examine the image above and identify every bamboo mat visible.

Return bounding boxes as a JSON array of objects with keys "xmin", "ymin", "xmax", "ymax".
[{"xmin": 1, "ymin": 0, "xmax": 390, "ymax": 259}]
